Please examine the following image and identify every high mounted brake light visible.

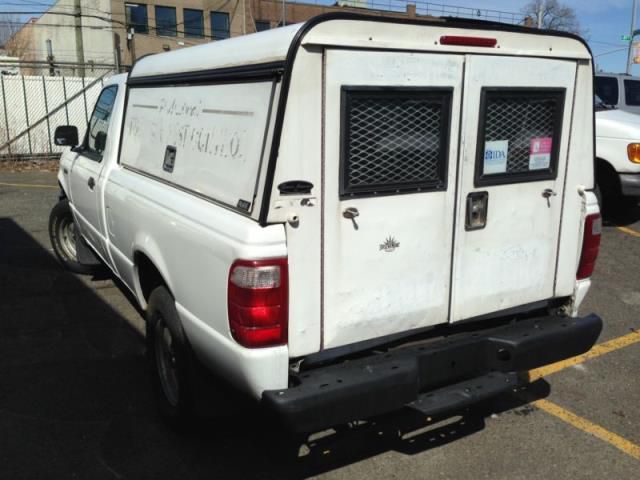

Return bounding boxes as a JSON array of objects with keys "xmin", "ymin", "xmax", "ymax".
[
  {"xmin": 577, "ymin": 213, "xmax": 601, "ymax": 280},
  {"xmin": 228, "ymin": 258, "xmax": 288, "ymax": 348},
  {"xmin": 439, "ymin": 35, "xmax": 498, "ymax": 47}
]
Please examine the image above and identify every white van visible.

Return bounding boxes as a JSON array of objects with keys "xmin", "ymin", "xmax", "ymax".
[
  {"xmin": 595, "ymin": 73, "xmax": 640, "ymax": 114},
  {"xmin": 49, "ymin": 13, "xmax": 602, "ymax": 434}
]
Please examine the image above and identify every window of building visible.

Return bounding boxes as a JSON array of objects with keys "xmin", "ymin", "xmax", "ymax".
[
  {"xmin": 211, "ymin": 11, "xmax": 230, "ymax": 40},
  {"xmin": 125, "ymin": 3, "xmax": 148, "ymax": 34},
  {"xmin": 184, "ymin": 9, "xmax": 204, "ymax": 38},
  {"xmin": 255, "ymin": 20, "xmax": 270, "ymax": 32},
  {"xmin": 155, "ymin": 6, "xmax": 177, "ymax": 37}
]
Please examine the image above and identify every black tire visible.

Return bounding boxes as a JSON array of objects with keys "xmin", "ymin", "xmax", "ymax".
[
  {"xmin": 146, "ymin": 286, "xmax": 194, "ymax": 424},
  {"xmin": 48, "ymin": 199, "xmax": 94, "ymax": 274}
]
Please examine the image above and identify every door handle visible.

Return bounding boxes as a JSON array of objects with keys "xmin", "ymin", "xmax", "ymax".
[
  {"xmin": 465, "ymin": 192, "xmax": 488, "ymax": 230},
  {"xmin": 542, "ymin": 188, "xmax": 557, "ymax": 207},
  {"xmin": 342, "ymin": 206, "xmax": 359, "ymax": 230},
  {"xmin": 87, "ymin": 177, "xmax": 95, "ymax": 190}
]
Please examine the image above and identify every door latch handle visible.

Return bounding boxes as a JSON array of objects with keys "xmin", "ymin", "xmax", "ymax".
[
  {"xmin": 88, "ymin": 177, "xmax": 95, "ymax": 190},
  {"xmin": 342, "ymin": 207, "xmax": 359, "ymax": 230},
  {"xmin": 542, "ymin": 188, "xmax": 557, "ymax": 207},
  {"xmin": 465, "ymin": 192, "xmax": 488, "ymax": 230}
]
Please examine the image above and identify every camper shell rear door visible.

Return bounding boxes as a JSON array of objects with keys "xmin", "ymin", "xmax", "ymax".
[
  {"xmin": 451, "ymin": 55, "xmax": 577, "ymax": 321},
  {"xmin": 322, "ymin": 49, "xmax": 463, "ymax": 349},
  {"xmin": 321, "ymin": 51, "xmax": 577, "ymax": 350}
]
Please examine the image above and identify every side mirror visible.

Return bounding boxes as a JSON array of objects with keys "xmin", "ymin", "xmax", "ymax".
[
  {"xmin": 54, "ymin": 125, "xmax": 79, "ymax": 147},
  {"xmin": 94, "ymin": 131, "xmax": 107, "ymax": 153}
]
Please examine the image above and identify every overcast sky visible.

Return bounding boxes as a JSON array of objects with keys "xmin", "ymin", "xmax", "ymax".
[{"xmin": 0, "ymin": 0, "xmax": 638, "ymax": 73}]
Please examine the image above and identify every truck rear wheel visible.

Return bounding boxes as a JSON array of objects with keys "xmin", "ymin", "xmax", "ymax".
[
  {"xmin": 146, "ymin": 286, "xmax": 194, "ymax": 424},
  {"xmin": 48, "ymin": 199, "xmax": 94, "ymax": 274}
]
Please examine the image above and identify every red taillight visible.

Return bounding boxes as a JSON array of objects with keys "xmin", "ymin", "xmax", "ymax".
[
  {"xmin": 228, "ymin": 258, "xmax": 288, "ymax": 348},
  {"xmin": 577, "ymin": 213, "xmax": 602, "ymax": 280},
  {"xmin": 439, "ymin": 35, "xmax": 497, "ymax": 47}
]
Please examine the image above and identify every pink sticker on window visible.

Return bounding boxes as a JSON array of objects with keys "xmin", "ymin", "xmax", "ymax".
[{"xmin": 529, "ymin": 137, "xmax": 552, "ymax": 170}]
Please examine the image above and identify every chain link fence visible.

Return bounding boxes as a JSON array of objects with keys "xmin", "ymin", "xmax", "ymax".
[{"xmin": 0, "ymin": 61, "xmax": 118, "ymax": 163}]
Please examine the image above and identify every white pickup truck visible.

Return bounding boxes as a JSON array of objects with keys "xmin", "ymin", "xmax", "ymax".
[
  {"xmin": 595, "ymin": 97, "xmax": 640, "ymax": 205},
  {"xmin": 49, "ymin": 13, "xmax": 602, "ymax": 434}
]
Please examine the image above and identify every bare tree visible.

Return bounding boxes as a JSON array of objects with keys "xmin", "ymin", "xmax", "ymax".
[
  {"xmin": 0, "ymin": 14, "xmax": 24, "ymax": 48},
  {"xmin": 521, "ymin": 0, "xmax": 588, "ymax": 38}
]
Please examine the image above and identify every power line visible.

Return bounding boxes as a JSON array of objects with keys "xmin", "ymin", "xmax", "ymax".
[
  {"xmin": 0, "ymin": 9, "xmax": 231, "ymax": 40},
  {"xmin": 594, "ymin": 47, "xmax": 628, "ymax": 58},
  {"xmin": 0, "ymin": 10, "xmax": 126, "ymax": 26}
]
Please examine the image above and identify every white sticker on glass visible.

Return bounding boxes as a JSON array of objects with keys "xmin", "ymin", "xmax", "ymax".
[
  {"xmin": 483, "ymin": 140, "xmax": 508, "ymax": 174},
  {"xmin": 529, "ymin": 137, "xmax": 552, "ymax": 170}
]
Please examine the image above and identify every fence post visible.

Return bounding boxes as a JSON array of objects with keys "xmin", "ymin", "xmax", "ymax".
[
  {"xmin": 62, "ymin": 76, "xmax": 70, "ymax": 125},
  {"xmin": 82, "ymin": 76, "xmax": 89, "ymax": 124},
  {"xmin": 21, "ymin": 75, "xmax": 33, "ymax": 156},
  {"xmin": 42, "ymin": 76, "xmax": 53, "ymax": 154},
  {"xmin": 1, "ymin": 75, "xmax": 11, "ymax": 156}
]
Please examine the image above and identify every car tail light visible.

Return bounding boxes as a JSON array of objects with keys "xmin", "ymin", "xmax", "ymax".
[
  {"xmin": 577, "ymin": 213, "xmax": 602, "ymax": 280},
  {"xmin": 228, "ymin": 258, "xmax": 288, "ymax": 348},
  {"xmin": 440, "ymin": 35, "xmax": 497, "ymax": 47}
]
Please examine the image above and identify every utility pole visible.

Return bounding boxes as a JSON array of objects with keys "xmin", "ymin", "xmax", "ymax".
[
  {"xmin": 128, "ymin": 28, "xmax": 136, "ymax": 64},
  {"xmin": 241, "ymin": 0, "xmax": 246, "ymax": 35},
  {"xmin": 282, "ymin": 0, "xmax": 286, "ymax": 26},
  {"xmin": 46, "ymin": 39, "xmax": 54, "ymax": 76},
  {"xmin": 627, "ymin": 0, "xmax": 638, "ymax": 74},
  {"xmin": 113, "ymin": 33, "xmax": 121, "ymax": 73},
  {"xmin": 73, "ymin": 0, "xmax": 85, "ymax": 77},
  {"xmin": 536, "ymin": 0, "xmax": 544, "ymax": 28}
]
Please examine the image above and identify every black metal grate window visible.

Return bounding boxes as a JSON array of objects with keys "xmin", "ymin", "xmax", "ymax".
[
  {"xmin": 478, "ymin": 89, "xmax": 565, "ymax": 184},
  {"xmin": 341, "ymin": 88, "xmax": 451, "ymax": 197}
]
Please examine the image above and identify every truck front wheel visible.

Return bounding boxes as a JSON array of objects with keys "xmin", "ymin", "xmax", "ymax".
[
  {"xmin": 48, "ymin": 199, "xmax": 94, "ymax": 274},
  {"xmin": 146, "ymin": 285, "xmax": 194, "ymax": 425}
]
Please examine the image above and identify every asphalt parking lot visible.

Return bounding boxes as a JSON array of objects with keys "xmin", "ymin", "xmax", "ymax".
[{"xmin": 1, "ymin": 169, "xmax": 639, "ymax": 479}]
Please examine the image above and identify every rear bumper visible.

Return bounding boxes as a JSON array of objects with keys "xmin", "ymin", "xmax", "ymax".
[
  {"xmin": 262, "ymin": 314, "xmax": 602, "ymax": 433},
  {"xmin": 619, "ymin": 172, "xmax": 640, "ymax": 196}
]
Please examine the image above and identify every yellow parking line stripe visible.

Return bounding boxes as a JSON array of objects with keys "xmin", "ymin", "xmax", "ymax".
[
  {"xmin": 0, "ymin": 181, "xmax": 58, "ymax": 189},
  {"xmin": 617, "ymin": 226, "xmax": 640, "ymax": 237},
  {"xmin": 534, "ymin": 399, "xmax": 640, "ymax": 460},
  {"xmin": 529, "ymin": 330, "xmax": 640, "ymax": 381}
]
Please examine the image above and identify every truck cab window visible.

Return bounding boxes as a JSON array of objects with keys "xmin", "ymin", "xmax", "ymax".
[
  {"xmin": 623, "ymin": 79, "xmax": 640, "ymax": 106},
  {"xmin": 85, "ymin": 86, "xmax": 117, "ymax": 160},
  {"xmin": 595, "ymin": 76, "xmax": 619, "ymax": 106}
]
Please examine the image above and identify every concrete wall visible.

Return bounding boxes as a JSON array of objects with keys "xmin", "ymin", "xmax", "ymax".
[{"xmin": 7, "ymin": 0, "xmax": 114, "ymax": 72}]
